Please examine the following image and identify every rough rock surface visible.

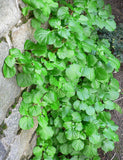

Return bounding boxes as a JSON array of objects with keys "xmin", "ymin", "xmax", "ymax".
[
  {"xmin": 0, "ymin": 42, "xmax": 21, "ymax": 125},
  {"xmin": 11, "ymin": 19, "xmax": 35, "ymax": 52},
  {"xmin": 0, "ymin": 0, "xmax": 21, "ymax": 38},
  {"xmin": 0, "ymin": 140, "xmax": 6, "ymax": 160},
  {"xmin": 1, "ymin": 98, "xmax": 38, "ymax": 160}
]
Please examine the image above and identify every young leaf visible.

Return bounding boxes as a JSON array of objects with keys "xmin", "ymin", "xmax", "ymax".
[
  {"xmin": 19, "ymin": 116, "xmax": 34, "ymax": 130},
  {"xmin": 29, "ymin": 105, "xmax": 41, "ymax": 116},
  {"xmin": 72, "ymin": 139, "xmax": 84, "ymax": 151},
  {"xmin": 33, "ymin": 146, "xmax": 42, "ymax": 158},
  {"xmin": 46, "ymin": 146, "xmax": 56, "ymax": 157},
  {"xmin": 5, "ymin": 56, "xmax": 15, "ymax": 68},
  {"xmin": 102, "ymin": 140, "xmax": 114, "ymax": 153},
  {"xmin": 57, "ymin": 7, "xmax": 69, "ymax": 19},
  {"xmin": 16, "ymin": 73, "xmax": 34, "ymax": 87},
  {"xmin": 38, "ymin": 126, "xmax": 54, "ymax": 140},
  {"xmin": 3, "ymin": 63, "xmax": 16, "ymax": 78},
  {"xmin": 34, "ymin": 28, "xmax": 50, "ymax": 44}
]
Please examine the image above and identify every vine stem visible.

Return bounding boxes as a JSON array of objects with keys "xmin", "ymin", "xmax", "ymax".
[{"xmin": 110, "ymin": 153, "xmax": 116, "ymax": 160}]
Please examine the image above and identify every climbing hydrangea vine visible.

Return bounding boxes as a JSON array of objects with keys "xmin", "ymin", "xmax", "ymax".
[{"xmin": 3, "ymin": 0, "xmax": 122, "ymax": 159}]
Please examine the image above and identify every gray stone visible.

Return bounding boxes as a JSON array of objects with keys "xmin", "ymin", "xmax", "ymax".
[
  {"xmin": 18, "ymin": 0, "xmax": 26, "ymax": 9},
  {"xmin": 0, "ymin": 0, "xmax": 21, "ymax": 38},
  {"xmin": 1, "ymin": 98, "xmax": 21, "ymax": 147},
  {"xmin": 11, "ymin": 19, "xmax": 35, "ymax": 52},
  {"xmin": 0, "ymin": 140, "xmax": 6, "ymax": 160},
  {"xmin": 0, "ymin": 42, "xmax": 21, "ymax": 124}
]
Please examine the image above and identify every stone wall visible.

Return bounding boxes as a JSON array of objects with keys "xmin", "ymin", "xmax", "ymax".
[{"xmin": 0, "ymin": 0, "xmax": 39, "ymax": 159}]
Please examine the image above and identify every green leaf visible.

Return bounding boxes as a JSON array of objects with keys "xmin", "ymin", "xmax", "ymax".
[
  {"xmin": 46, "ymin": 146, "xmax": 56, "ymax": 157},
  {"xmin": 73, "ymin": 100, "xmax": 80, "ymax": 111},
  {"xmin": 75, "ymin": 123, "xmax": 83, "ymax": 131},
  {"xmin": 72, "ymin": 139, "xmax": 84, "ymax": 151},
  {"xmin": 34, "ymin": 28, "xmax": 50, "ymax": 44},
  {"xmin": 57, "ymin": 132, "xmax": 67, "ymax": 144},
  {"xmin": 89, "ymin": 133, "xmax": 101, "ymax": 144},
  {"xmin": 54, "ymin": 117, "xmax": 62, "ymax": 128},
  {"xmin": 5, "ymin": 56, "xmax": 15, "ymax": 68},
  {"xmin": 87, "ymin": 54, "xmax": 97, "ymax": 67},
  {"xmin": 57, "ymin": 7, "xmax": 69, "ymax": 19},
  {"xmin": 87, "ymin": 1, "xmax": 97, "ymax": 13},
  {"xmin": 109, "ymin": 78, "xmax": 119, "ymax": 91},
  {"xmin": 22, "ymin": 6, "xmax": 33, "ymax": 16},
  {"xmin": 103, "ymin": 128, "xmax": 119, "ymax": 142},
  {"xmin": 38, "ymin": 126, "xmax": 54, "ymax": 140},
  {"xmin": 48, "ymin": 52, "xmax": 56, "ymax": 62},
  {"xmin": 83, "ymin": 144, "xmax": 98, "ymax": 158},
  {"xmin": 79, "ymin": 15, "xmax": 88, "ymax": 25},
  {"xmin": 63, "ymin": 122, "xmax": 73, "ymax": 130},
  {"xmin": 102, "ymin": 140, "xmax": 114, "ymax": 153},
  {"xmin": 29, "ymin": 105, "xmax": 41, "ymax": 116},
  {"xmin": 60, "ymin": 144, "xmax": 72, "ymax": 155},
  {"xmin": 33, "ymin": 9, "xmax": 49, "ymax": 23},
  {"xmin": 81, "ymin": 67, "xmax": 95, "ymax": 81},
  {"xmin": 3, "ymin": 63, "xmax": 16, "ymax": 78},
  {"xmin": 85, "ymin": 123, "xmax": 96, "ymax": 136},
  {"xmin": 19, "ymin": 102, "xmax": 29, "ymax": 116},
  {"xmin": 65, "ymin": 129, "xmax": 80, "ymax": 140},
  {"xmin": 19, "ymin": 116, "xmax": 34, "ymax": 130},
  {"xmin": 33, "ymin": 146, "xmax": 42, "ymax": 157},
  {"xmin": 105, "ymin": 20, "xmax": 116, "ymax": 32},
  {"xmin": 66, "ymin": 64, "xmax": 81, "ymax": 81},
  {"xmin": 57, "ymin": 46, "xmax": 74, "ymax": 59},
  {"xmin": 86, "ymin": 106, "xmax": 95, "ymax": 115},
  {"xmin": 58, "ymin": 28, "xmax": 70, "ymax": 39},
  {"xmin": 108, "ymin": 56, "xmax": 120, "ymax": 72},
  {"xmin": 24, "ymin": 40, "xmax": 36, "ymax": 50},
  {"xmin": 9, "ymin": 48, "xmax": 21, "ymax": 57},
  {"xmin": 22, "ymin": 0, "xmax": 31, "ymax": 5},
  {"xmin": 72, "ymin": 112, "xmax": 81, "ymax": 122},
  {"xmin": 49, "ymin": 18, "xmax": 61, "ymax": 28},
  {"xmin": 16, "ymin": 73, "xmax": 34, "ymax": 87},
  {"xmin": 30, "ymin": 0, "xmax": 44, "ymax": 9},
  {"xmin": 94, "ymin": 102, "xmax": 104, "ymax": 113},
  {"xmin": 77, "ymin": 88, "xmax": 89, "ymax": 101},
  {"xmin": 31, "ymin": 18, "xmax": 41, "ymax": 29},
  {"xmin": 95, "ymin": 67, "xmax": 108, "ymax": 81},
  {"xmin": 114, "ymin": 104, "xmax": 122, "ymax": 114},
  {"xmin": 38, "ymin": 116, "xmax": 48, "ymax": 127},
  {"xmin": 104, "ymin": 101, "xmax": 115, "ymax": 110}
]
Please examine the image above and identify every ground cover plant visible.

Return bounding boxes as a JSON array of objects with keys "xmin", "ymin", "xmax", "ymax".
[
  {"xmin": 3, "ymin": 0, "xmax": 122, "ymax": 159},
  {"xmin": 99, "ymin": 23, "xmax": 123, "ymax": 63}
]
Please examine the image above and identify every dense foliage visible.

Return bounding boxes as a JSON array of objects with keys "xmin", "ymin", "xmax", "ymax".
[
  {"xmin": 3, "ymin": 0, "xmax": 122, "ymax": 159},
  {"xmin": 99, "ymin": 23, "xmax": 123, "ymax": 62}
]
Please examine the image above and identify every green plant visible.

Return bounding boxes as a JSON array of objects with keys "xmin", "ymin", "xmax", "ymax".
[
  {"xmin": 99, "ymin": 23, "xmax": 123, "ymax": 62},
  {"xmin": 3, "ymin": 0, "xmax": 122, "ymax": 159}
]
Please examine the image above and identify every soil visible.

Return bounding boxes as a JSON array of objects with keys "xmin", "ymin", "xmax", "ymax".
[{"xmin": 104, "ymin": 0, "xmax": 123, "ymax": 24}]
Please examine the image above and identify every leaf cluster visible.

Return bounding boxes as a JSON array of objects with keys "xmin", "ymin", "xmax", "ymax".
[{"xmin": 3, "ymin": 0, "xmax": 122, "ymax": 160}]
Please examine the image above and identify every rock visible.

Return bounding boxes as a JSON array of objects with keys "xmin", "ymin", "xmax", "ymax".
[
  {"xmin": 18, "ymin": 0, "xmax": 26, "ymax": 9},
  {"xmin": 1, "ymin": 98, "xmax": 38, "ymax": 160},
  {"xmin": 0, "ymin": 42, "xmax": 21, "ymax": 125},
  {"xmin": 0, "ymin": 0, "xmax": 21, "ymax": 38},
  {"xmin": 1, "ymin": 98, "xmax": 21, "ymax": 147},
  {"xmin": 0, "ymin": 140, "xmax": 6, "ymax": 160},
  {"xmin": 11, "ymin": 19, "xmax": 35, "ymax": 52}
]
